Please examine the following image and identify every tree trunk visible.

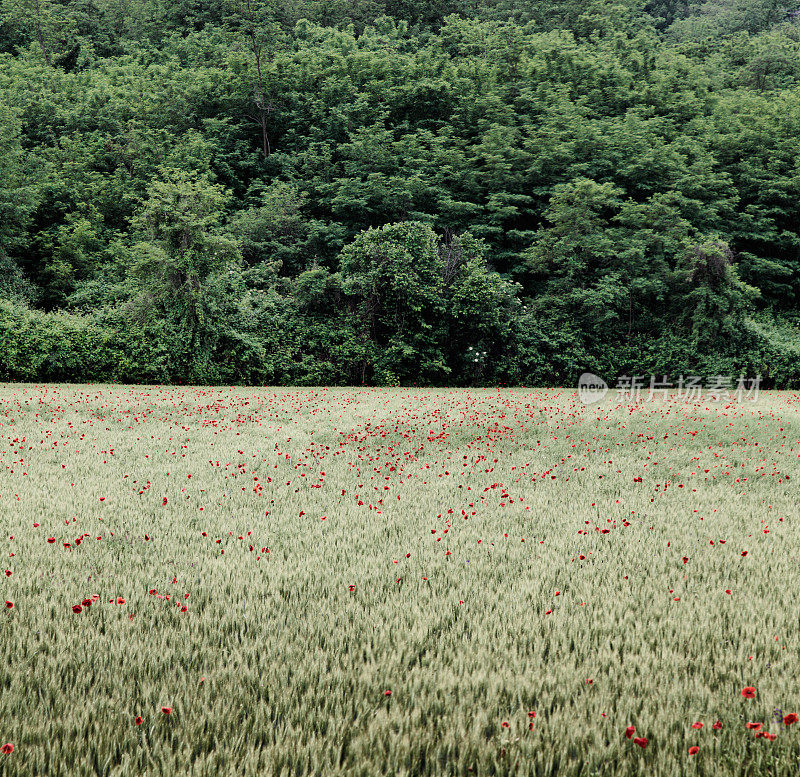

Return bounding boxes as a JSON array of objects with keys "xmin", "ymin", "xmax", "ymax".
[
  {"xmin": 244, "ymin": 0, "xmax": 271, "ymax": 157},
  {"xmin": 32, "ymin": 0, "xmax": 52, "ymax": 65}
]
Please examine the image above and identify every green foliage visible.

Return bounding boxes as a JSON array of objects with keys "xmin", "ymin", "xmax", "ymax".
[
  {"xmin": 329, "ymin": 222, "xmax": 521, "ymax": 385},
  {"xmin": 0, "ymin": 300, "xmax": 118, "ymax": 382},
  {"xmin": 337, "ymin": 222, "xmax": 449, "ymax": 384},
  {"xmin": 0, "ymin": 0, "xmax": 799, "ymax": 385},
  {"xmin": 0, "ymin": 103, "xmax": 38, "ymax": 303},
  {"xmin": 524, "ymin": 178, "xmax": 679, "ymax": 350},
  {"xmin": 674, "ymin": 238, "xmax": 759, "ymax": 348},
  {"xmin": 0, "ymin": 0, "xmax": 78, "ymax": 64},
  {"xmin": 126, "ymin": 170, "xmax": 254, "ymax": 383},
  {"xmin": 232, "ymin": 183, "xmax": 323, "ymax": 275}
]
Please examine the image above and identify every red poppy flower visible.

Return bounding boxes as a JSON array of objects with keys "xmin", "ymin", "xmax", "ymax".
[
  {"xmin": 348, "ymin": 585, "xmax": 355, "ymax": 592},
  {"xmin": 162, "ymin": 498, "xmax": 168, "ymax": 506},
  {"xmin": 625, "ymin": 726, "xmax": 635, "ymax": 739},
  {"xmin": 746, "ymin": 722, "xmax": 762, "ymax": 730},
  {"xmin": 741, "ymin": 687, "xmax": 756, "ymax": 699},
  {"xmin": 501, "ymin": 721, "xmax": 509, "ymax": 728},
  {"xmin": 633, "ymin": 737, "xmax": 648, "ymax": 748},
  {"xmin": 161, "ymin": 706, "xmax": 171, "ymax": 715},
  {"xmin": 688, "ymin": 746, "xmax": 699, "ymax": 755},
  {"xmin": 528, "ymin": 711, "xmax": 536, "ymax": 719},
  {"xmin": 741, "ymin": 551, "xmax": 748, "ymax": 557},
  {"xmin": 72, "ymin": 604, "xmax": 83, "ymax": 613},
  {"xmin": 384, "ymin": 690, "xmax": 392, "ymax": 696},
  {"xmin": 784, "ymin": 713, "xmax": 798, "ymax": 726},
  {"xmin": 47, "ymin": 537, "xmax": 55, "ymax": 543},
  {"xmin": 4, "ymin": 570, "xmax": 10, "ymax": 577},
  {"xmin": 116, "ymin": 597, "xmax": 125, "ymax": 604},
  {"xmin": 712, "ymin": 720, "xmax": 723, "ymax": 730},
  {"xmin": 0, "ymin": 743, "xmax": 13, "ymax": 755},
  {"xmin": 763, "ymin": 733, "xmax": 777, "ymax": 741},
  {"xmin": 691, "ymin": 722, "xmax": 703, "ymax": 729},
  {"xmin": 135, "ymin": 716, "xmax": 143, "ymax": 725}
]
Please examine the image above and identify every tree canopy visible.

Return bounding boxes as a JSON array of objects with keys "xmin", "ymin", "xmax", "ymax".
[{"xmin": 1, "ymin": 0, "xmax": 798, "ymax": 385}]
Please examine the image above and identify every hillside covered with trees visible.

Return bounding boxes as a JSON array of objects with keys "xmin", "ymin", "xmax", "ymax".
[{"xmin": 1, "ymin": 0, "xmax": 799, "ymax": 386}]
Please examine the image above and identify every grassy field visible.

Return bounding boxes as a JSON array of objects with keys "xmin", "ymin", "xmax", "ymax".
[{"xmin": 0, "ymin": 385, "xmax": 798, "ymax": 777}]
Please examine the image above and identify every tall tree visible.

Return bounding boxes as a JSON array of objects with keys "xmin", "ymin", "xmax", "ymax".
[
  {"xmin": 226, "ymin": 0, "xmax": 283, "ymax": 157},
  {"xmin": 0, "ymin": 104, "xmax": 37, "ymax": 302},
  {"xmin": 0, "ymin": 0, "xmax": 77, "ymax": 63},
  {"xmin": 127, "ymin": 169, "xmax": 244, "ymax": 380}
]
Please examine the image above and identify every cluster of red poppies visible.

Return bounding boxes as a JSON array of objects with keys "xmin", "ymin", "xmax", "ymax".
[{"xmin": 620, "ymin": 688, "xmax": 800, "ymax": 757}]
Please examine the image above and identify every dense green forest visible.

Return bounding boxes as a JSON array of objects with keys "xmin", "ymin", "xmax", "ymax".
[{"xmin": 1, "ymin": 0, "xmax": 799, "ymax": 386}]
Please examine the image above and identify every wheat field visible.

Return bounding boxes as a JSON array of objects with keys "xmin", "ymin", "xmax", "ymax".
[{"xmin": 0, "ymin": 385, "xmax": 798, "ymax": 776}]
